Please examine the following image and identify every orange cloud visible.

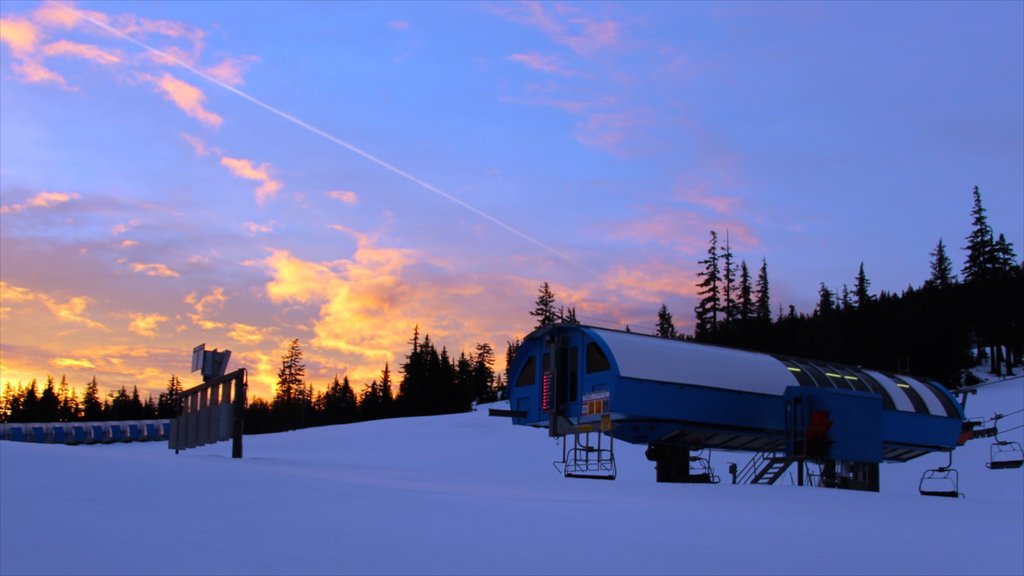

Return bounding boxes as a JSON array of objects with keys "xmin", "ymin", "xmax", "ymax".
[
  {"xmin": 41, "ymin": 39, "xmax": 120, "ymax": 64},
  {"xmin": 154, "ymin": 73, "xmax": 223, "ymax": 127},
  {"xmin": 130, "ymin": 262, "xmax": 180, "ymax": 277},
  {"xmin": 1, "ymin": 191, "xmax": 81, "ymax": 214},
  {"xmin": 220, "ymin": 156, "xmax": 282, "ymax": 205},
  {"xmin": 51, "ymin": 357, "xmax": 96, "ymax": 370},
  {"xmin": 40, "ymin": 294, "xmax": 108, "ymax": 331},
  {"xmin": 0, "ymin": 17, "xmax": 40, "ymax": 55},
  {"xmin": 129, "ymin": 312, "xmax": 168, "ymax": 337},
  {"xmin": 227, "ymin": 323, "xmax": 272, "ymax": 345},
  {"xmin": 325, "ymin": 190, "xmax": 358, "ymax": 205},
  {"xmin": 185, "ymin": 288, "xmax": 226, "ymax": 329}
]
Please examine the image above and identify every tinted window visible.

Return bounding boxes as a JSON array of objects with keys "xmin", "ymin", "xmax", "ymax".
[
  {"xmin": 516, "ymin": 356, "xmax": 536, "ymax": 387},
  {"xmin": 586, "ymin": 342, "xmax": 611, "ymax": 373}
]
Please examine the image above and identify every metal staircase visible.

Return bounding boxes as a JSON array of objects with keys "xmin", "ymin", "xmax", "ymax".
[{"xmin": 737, "ymin": 450, "xmax": 793, "ymax": 485}]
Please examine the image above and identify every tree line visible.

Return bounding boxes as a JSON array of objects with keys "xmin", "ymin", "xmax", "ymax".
[
  {"xmin": 1, "ymin": 375, "xmax": 184, "ymax": 423},
  {"xmin": 629, "ymin": 185, "xmax": 1020, "ymax": 387},
  {"xmin": 242, "ymin": 330, "xmax": 505, "ymax": 434}
]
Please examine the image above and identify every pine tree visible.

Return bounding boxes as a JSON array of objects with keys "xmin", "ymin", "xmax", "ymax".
[
  {"xmin": 854, "ymin": 262, "xmax": 873, "ymax": 309},
  {"xmin": 273, "ymin": 339, "xmax": 306, "ymax": 430},
  {"xmin": 738, "ymin": 261, "xmax": 753, "ymax": 323},
  {"xmin": 530, "ymin": 282, "xmax": 558, "ymax": 329},
  {"xmin": 38, "ymin": 377, "xmax": 60, "ymax": 422},
  {"xmin": 815, "ymin": 283, "xmax": 836, "ymax": 316},
  {"xmin": 927, "ymin": 238, "xmax": 955, "ymax": 289},
  {"xmin": 82, "ymin": 377, "xmax": 103, "ymax": 421},
  {"xmin": 157, "ymin": 375, "xmax": 183, "ymax": 419},
  {"xmin": 504, "ymin": 339, "xmax": 521, "ymax": 384},
  {"xmin": 993, "ymin": 233, "xmax": 1018, "ymax": 276},
  {"xmin": 721, "ymin": 231, "xmax": 738, "ymax": 329},
  {"xmin": 655, "ymin": 304, "xmax": 677, "ymax": 339},
  {"xmin": 754, "ymin": 257, "xmax": 771, "ymax": 323},
  {"xmin": 962, "ymin": 185, "xmax": 997, "ymax": 283},
  {"xmin": 694, "ymin": 231, "xmax": 721, "ymax": 340},
  {"xmin": 472, "ymin": 342, "xmax": 496, "ymax": 403}
]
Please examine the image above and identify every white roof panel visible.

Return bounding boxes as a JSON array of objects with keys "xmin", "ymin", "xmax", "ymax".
[{"xmin": 590, "ymin": 328, "xmax": 795, "ymax": 396}]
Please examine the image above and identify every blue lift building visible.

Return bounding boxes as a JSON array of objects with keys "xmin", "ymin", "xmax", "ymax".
[{"xmin": 503, "ymin": 324, "xmax": 966, "ymax": 491}]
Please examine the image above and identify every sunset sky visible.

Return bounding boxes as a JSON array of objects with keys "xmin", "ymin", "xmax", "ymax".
[{"xmin": 2, "ymin": 1, "xmax": 1022, "ymax": 401}]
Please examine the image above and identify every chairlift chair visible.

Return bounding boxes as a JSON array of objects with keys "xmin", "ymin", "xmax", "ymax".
[
  {"xmin": 987, "ymin": 425, "xmax": 1023, "ymax": 470},
  {"xmin": 687, "ymin": 449, "xmax": 721, "ymax": 484},
  {"xmin": 919, "ymin": 451, "xmax": 962, "ymax": 498}
]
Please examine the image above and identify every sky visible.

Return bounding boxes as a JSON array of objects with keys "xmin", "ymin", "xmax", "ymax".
[{"xmin": 1, "ymin": 1, "xmax": 1022, "ymax": 401}]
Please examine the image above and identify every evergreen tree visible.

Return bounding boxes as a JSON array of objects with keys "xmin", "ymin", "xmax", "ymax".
[
  {"xmin": 962, "ymin": 185, "xmax": 997, "ymax": 283},
  {"xmin": 379, "ymin": 363, "xmax": 394, "ymax": 416},
  {"xmin": 56, "ymin": 376, "xmax": 78, "ymax": 422},
  {"xmin": 504, "ymin": 339, "xmax": 521, "ymax": 384},
  {"xmin": 82, "ymin": 377, "xmax": 102, "ymax": 421},
  {"xmin": 655, "ymin": 303, "xmax": 678, "ymax": 339},
  {"xmin": 38, "ymin": 377, "xmax": 60, "ymax": 422},
  {"xmin": 273, "ymin": 339, "xmax": 307, "ymax": 430},
  {"xmin": 721, "ymin": 232, "xmax": 738, "ymax": 329},
  {"xmin": 854, "ymin": 262, "xmax": 873, "ymax": 309},
  {"xmin": 157, "ymin": 375, "xmax": 183, "ymax": 419},
  {"xmin": 927, "ymin": 238, "xmax": 956, "ymax": 289},
  {"xmin": 754, "ymin": 257, "xmax": 771, "ymax": 323},
  {"xmin": 738, "ymin": 261, "xmax": 754, "ymax": 323},
  {"xmin": 22, "ymin": 380, "xmax": 38, "ymax": 422},
  {"xmin": 694, "ymin": 231, "xmax": 721, "ymax": 340},
  {"xmin": 815, "ymin": 283, "xmax": 836, "ymax": 316},
  {"xmin": 530, "ymin": 282, "xmax": 558, "ymax": 329},
  {"xmin": 472, "ymin": 342, "xmax": 496, "ymax": 403},
  {"xmin": 993, "ymin": 233, "xmax": 1018, "ymax": 276}
]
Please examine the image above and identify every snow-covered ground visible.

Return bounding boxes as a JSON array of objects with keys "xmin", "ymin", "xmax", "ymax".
[{"xmin": 2, "ymin": 376, "xmax": 1022, "ymax": 575}]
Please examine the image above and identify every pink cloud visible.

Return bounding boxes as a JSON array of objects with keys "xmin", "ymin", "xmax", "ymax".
[
  {"xmin": 325, "ymin": 190, "xmax": 359, "ymax": 205},
  {"xmin": 607, "ymin": 207, "xmax": 759, "ymax": 256},
  {"xmin": 506, "ymin": 52, "xmax": 568, "ymax": 74},
  {"xmin": 41, "ymin": 39, "xmax": 120, "ymax": 64},
  {"xmin": 153, "ymin": 73, "xmax": 222, "ymax": 127},
  {"xmin": 204, "ymin": 55, "xmax": 259, "ymax": 86},
  {"xmin": 486, "ymin": 1, "xmax": 620, "ymax": 55},
  {"xmin": 387, "ymin": 21, "xmax": 411, "ymax": 31},
  {"xmin": 677, "ymin": 184, "xmax": 742, "ymax": 215},
  {"xmin": 220, "ymin": 156, "xmax": 282, "ymax": 205},
  {"xmin": 180, "ymin": 133, "xmax": 212, "ymax": 156}
]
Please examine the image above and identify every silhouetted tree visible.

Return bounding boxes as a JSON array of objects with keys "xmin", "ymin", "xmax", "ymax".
[
  {"xmin": 530, "ymin": 282, "xmax": 558, "ymax": 329},
  {"xmin": 655, "ymin": 304, "xmax": 677, "ymax": 339},
  {"xmin": 927, "ymin": 238, "xmax": 956, "ymax": 289},
  {"xmin": 694, "ymin": 231, "xmax": 721, "ymax": 340}
]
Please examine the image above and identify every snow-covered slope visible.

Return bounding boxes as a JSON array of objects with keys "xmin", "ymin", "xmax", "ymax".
[{"xmin": 2, "ymin": 377, "xmax": 1021, "ymax": 575}]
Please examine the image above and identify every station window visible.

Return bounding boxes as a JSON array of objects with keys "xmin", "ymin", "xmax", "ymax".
[
  {"xmin": 586, "ymin": 342, "xmax": 611, "ymax": 373},
  {"xmin": 516, "ymin": 356, "xmax": 536, "ymax": 387}
]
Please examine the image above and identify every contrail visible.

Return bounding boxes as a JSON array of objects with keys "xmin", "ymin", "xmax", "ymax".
[{"xmin": 68, "ymin": 5, "xmax": 597, "ymax": 276}]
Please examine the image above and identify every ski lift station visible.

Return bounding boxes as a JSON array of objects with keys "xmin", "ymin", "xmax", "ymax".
[{"xmin": 502, "ymin": 323, "xmax": 972, "ymax": 492}]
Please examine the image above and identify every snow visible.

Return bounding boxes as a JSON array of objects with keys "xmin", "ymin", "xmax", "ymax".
[{"xmin": 2, "ymin": 377, "xmax": 1022, "ymax": 575}]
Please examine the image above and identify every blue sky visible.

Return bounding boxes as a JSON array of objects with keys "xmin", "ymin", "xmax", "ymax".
[{"xmin": 1, "ymin": 1, "xmax": 1022, "ymax": 399}]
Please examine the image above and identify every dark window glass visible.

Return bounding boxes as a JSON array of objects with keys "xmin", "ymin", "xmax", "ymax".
[
  {"xmin": 855, "ymin": 370, "xmax": 896, "ymax": 410},
  {"xmin": 516, "ymin": 356, "xmax": 536, "ymax": 387},
  {"xmin": 890, "ymin": 375, "xmax": 929, "ymax": 414},
  {"xmin": 913, "ymin": 378, "xmax": 960, "ymax": 418},
  {"xmin": 569, "ymin": 347, "xmax": 579, "ymax": 402},
  {"xmin": 799, "ymin": 361, "xmax": 834, "ymax": 388},
  {"xmin": 586, "ymin": 342, "xmax": 611, "ymax": 373}
]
